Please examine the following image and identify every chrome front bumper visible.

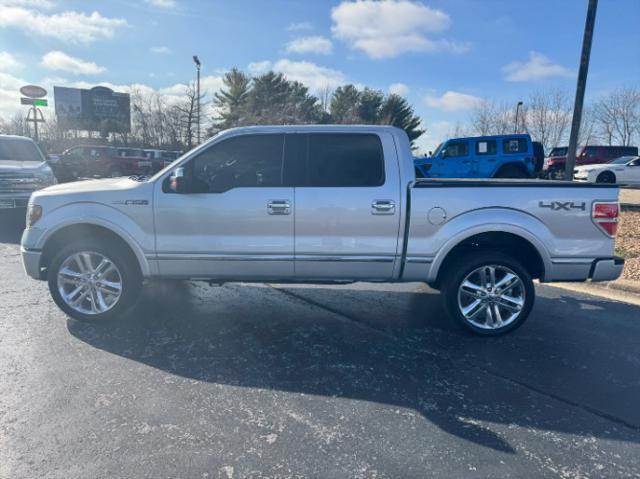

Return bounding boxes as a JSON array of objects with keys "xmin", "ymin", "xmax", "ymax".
[{"xmin": 21, "ymin": 247, "xmax": 42, "ymax": 279}]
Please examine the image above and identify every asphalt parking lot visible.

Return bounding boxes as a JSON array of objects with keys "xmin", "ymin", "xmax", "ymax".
[{"xmin": 2, "ymin": 211, "xmax": 640, "ymax": 478}]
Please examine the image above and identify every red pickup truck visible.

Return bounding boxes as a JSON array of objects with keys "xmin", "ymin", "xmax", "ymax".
[
  {"xmin": 544, "ymin": 145, "xmax": 638, "ymax": 179},
  {"xmin": 52, "ymin": 145, "xmax": 166, "ymax": 182}
]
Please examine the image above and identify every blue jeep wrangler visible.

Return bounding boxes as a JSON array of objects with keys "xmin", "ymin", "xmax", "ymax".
[{"xmin": 415, "ymin": 134, "xmax": 544, "ymax": 179}]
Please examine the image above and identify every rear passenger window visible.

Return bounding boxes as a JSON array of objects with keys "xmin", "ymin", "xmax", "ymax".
[
  {"xmin": 305, "ymin": 134, "xmax": 384, "ymax": 187},
  {"xmin": 443, "ymin": 141, "xmax": 468, "ymax": 158},
  {"xmin": 476, "ymin": 140, "xmax": 497, "ymax": 155},
  {"xmin": 503, "ymin": 138, "xmax": 527, "ymax": 154}
]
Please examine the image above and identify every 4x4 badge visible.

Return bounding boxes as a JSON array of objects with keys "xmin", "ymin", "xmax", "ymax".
[{"xmin": 539, "ymin": 201, "xmax": 586, "ymax": 211}]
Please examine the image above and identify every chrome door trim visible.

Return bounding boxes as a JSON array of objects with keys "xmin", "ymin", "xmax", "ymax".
[
  {"xmin": 296, "ymin": 255, "xmax": 395, "ymax": 263},
  {"xmin": 155, "ymin": 253, "xmax": 295, "ymax": 261},
  {"xmin": 405, "ymin": 256, "xmax": 434, "ymax": 264}
]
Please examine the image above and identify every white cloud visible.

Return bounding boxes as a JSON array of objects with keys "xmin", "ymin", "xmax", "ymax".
[
  {"xmin": 424, "ymin": 91, "xmax": 483, "ymax": 112},
  {"xmin": 285, "ymin": 36, "xmax": 333, "ymax": 55},
  {"xmin": 389, "ymin": 82, "xmax": 409, "ymax": 96},
  {"xmin": 248, "ymin": 59, "xmax": 346, "ymax": 91},
  {"xmin": 0, "ymin": 6, "xmax": 127, "ymax": 44},
  {"xmin": 144, "ymin": 0, "xmax": 177, "ymax": 8},
  {"xmin": 0, "ymin": 0, "xmax": 54, "ymax": 8},
  {"xmin": 331, "ymin": 0, "xmax": 468, "ymax": 59},
  {"xmin": 287, "ymin": 21, "xmax": 313, "ymax": 31},
  {"xmin": 502, "ymin": 51, "xmax": 573, "ymax": 82},
  {"xmin": 41, "ymin": 51, "xmax": 106, "ymax": 75},
  {"xmin": 150, "ymin": 46, "xmax": 171, "ymax": 55},
  {"xmin": 0, "ymin": 51, "xmax": 22, "ymax": 71}
]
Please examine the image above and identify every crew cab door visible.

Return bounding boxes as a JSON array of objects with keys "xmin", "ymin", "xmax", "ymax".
[
  {"xmin": 152, "ymin": 134, "xmax": 294, "ymax": 279},
  {"xmin": 473, "ymin": 138, "xmax": 498, "ymax": 177},
  {"xmin": 289, "ymin": 132, "xmax": 401, "ymax": 280},
  {"xmin": 438, "ymin": 140, "xmax": 471, "ymax": 178}
]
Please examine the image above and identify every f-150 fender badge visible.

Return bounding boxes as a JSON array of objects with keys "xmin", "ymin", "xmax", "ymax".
[
  {"xmin": 112, "ymin": 199, "xmax": 149, "ymax": 206},
  {"xmin": 538, "ymin": 201, "xmax": 585, "ymax": 211}
]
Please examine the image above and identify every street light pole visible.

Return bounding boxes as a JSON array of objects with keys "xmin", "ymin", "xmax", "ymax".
[
  {"xmin": 193, "ymin": 55, "xmax": 201, "ymax": 145},
  {"xmin": 514, "ymin": 101, "xmax": 523, "ymax": 134},
  {"xmin": 565, "ymin": 0, "xmax": 598, "ymax": 180}
]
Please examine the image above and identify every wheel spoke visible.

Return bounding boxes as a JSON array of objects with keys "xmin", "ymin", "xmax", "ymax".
[
  {"xmin": 485, "ymin": 304, "xmax": 494, "ymax": 327},
  {"xmin": 492, "ymin": 304, "xmax": 504, "ymax": 327},
  {"xmin": 97, "ymin": 279, "xmax": 122, "ymax": 293},
  {"xmin": 461, "ymin": 280, "xmax": 484, "ymax": 297},
  {"xmin": 498, "ymin": 294, "xmax": 523, "ymax": 310},
  {"xmin": 488, "ymin": 266, "xmax": 497, "ymax": 288},
  {"xmin": 462, "ymin": 299, "xmax": 483, "ymax": 317},
  {"xmin": 494, "ymin": 273, "xmax": 516, "ymax": 290}
]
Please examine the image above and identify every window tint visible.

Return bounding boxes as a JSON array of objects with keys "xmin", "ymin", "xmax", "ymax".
[
  {"xmin": 584, "ymin": 146, "xmax": 598, "ymax": 157},
  {"xmin": 503, "ymin": 138, "xmax": 527, "ymax": 154},
  {"xmin": 305, "ymin": 134, "xmax": 384, "ymax": 187},
  {"xmin": 443, "ymin": 141, "xmax": 468, "ymax": 158},
  {"xmin": 190, "ymin": 134, "xmax": 284, "ymax": 193},
  {"xmin": 476, "ymin": 140, "xmax": 497, "ymax": 155},
  {"xmin": 630, "ymin": 158, "xmax": 640, "ymax": 166}
]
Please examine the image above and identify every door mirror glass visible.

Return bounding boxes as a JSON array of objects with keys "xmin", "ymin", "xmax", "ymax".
[{"xmin": 169, "ymin": 167, "xmax": 188, "ymax": 193}]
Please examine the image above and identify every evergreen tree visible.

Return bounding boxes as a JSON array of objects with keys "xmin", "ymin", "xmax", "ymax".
[
  {"xmin": 329, "ymin": 85, "xmax": 361, "ymax": 124},
  {"xmin": 379, "ymin": 94, "xmax": 424, "ymax": 143},
  {"xmin": 212, "ymin": 68, "xmax": 251, "ymax": 130}
]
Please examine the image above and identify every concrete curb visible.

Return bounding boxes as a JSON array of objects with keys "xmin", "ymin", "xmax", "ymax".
[{"xmin": 548, "ymin": 279, "xmax": 640, "ymax": 306}]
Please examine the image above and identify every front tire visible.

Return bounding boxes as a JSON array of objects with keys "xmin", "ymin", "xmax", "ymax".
[
  {"xmin": 47, "ymin": 239, "xmax": 142, "ymax": 321},
  {"xmin": 441, "ymin": 252, "xmax": 535, "ymax": 336}
]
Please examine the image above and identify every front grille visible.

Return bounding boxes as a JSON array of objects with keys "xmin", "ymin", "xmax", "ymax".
[{"xmin": 0, "ymin": 173, "xmax": 43, "ymax": 192}]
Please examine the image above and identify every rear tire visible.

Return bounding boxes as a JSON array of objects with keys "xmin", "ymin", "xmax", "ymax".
[
  {"xmin": 495, "ymin": 165, "xmax": 528, "ymax": 179},
  {"xmin": 47, "ymin": 238, "xmax": 142, "ymax": 322},
  {"xmin": 596, "ymin": 171, "xmax": 616, "ymax": 184},
  {"xmin": 441, "ymin": 252, "xmax": 535, "ymax": 336}
]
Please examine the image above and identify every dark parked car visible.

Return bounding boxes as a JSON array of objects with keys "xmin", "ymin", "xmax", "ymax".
[{"xmin": 543, "ymin": 145, "xmax": 639, "ymax": 179}]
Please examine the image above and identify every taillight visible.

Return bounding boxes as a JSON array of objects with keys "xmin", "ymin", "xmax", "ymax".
[{"xmin": 592, "ymin": 202, "xmax": 619, "ymax": 237}]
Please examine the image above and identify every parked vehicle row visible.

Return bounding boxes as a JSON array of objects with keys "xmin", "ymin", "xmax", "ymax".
[
  {"xmin": 543, "ymin": 145, "xmax": 639, "ymax": 179},
  {"xmin": 22, "ymin": 126, "xmax": 623, "ymax": 337},
  {"xmin": 48, "ymin": 146, "xmax": 182, "ymax": 182}
]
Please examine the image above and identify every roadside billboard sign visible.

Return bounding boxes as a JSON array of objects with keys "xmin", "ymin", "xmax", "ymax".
[{"xmin": 54, "ymin": 85, "xmax": 131, "ymax": 133}]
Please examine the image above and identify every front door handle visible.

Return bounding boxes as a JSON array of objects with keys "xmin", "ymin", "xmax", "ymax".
[
  {"xmin": 267, "ymin": 200, "xmax": 291, "ymax": 215},
  {"xmin": 371, "ymin": 199, "xmax": 395, "ymax": 215}
]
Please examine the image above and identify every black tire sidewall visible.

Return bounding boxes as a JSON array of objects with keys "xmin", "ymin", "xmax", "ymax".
[
  {"xmin": 47, "ymin": 239, "xmax": 141, "ymax": 322},
  {"xmin": 596, "ymin": 171, "xmax": 615, "ymax": 184},
  {"xmin": 442, "ymin": 252, "xmax": 535, "ymax": 336}
]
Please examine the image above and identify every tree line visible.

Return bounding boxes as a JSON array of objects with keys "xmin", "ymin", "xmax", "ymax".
[{"xmin": 0, "ymin": 67, "xmax": 423, "ymax": 153}]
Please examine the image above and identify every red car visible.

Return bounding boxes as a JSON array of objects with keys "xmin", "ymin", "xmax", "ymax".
[{"xmin": 544, "ymin": 145, "xmax": 638, "ymax": 179}]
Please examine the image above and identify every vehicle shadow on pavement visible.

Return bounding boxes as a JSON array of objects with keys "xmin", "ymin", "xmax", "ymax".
[
  {"xmin": 0, "ymin": 210, "xmax": 25, "ymax": 244},
  {"xmin": 67, "ymin": 280, "xmax": 640, "ymax": 454}
]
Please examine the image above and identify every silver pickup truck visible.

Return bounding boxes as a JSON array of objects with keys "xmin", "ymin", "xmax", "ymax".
[
  {"xmin": 0, "ymin": 135, "xmax": 57, "ymax": 210},
  {"xmin": 21, "ymin": 126, "xmax": 623, "ymax": 335}
]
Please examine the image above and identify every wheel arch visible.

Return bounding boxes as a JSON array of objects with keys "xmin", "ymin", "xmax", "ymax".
[
  {"xmin": 428, "ymin": 228, "xmax": 548, "ymax": 289},
  {"xmin": 596, "ymin": 169, "xmax": 616, "ymax": 183},
  {"xmin": 40, "ymin": 221, "xmax": 149, "ymax": 279}
]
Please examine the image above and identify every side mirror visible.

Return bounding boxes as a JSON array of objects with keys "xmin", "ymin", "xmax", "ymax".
[{"xmin": 170, "ymin": 167, "xmax": 188, "ymax": 193}]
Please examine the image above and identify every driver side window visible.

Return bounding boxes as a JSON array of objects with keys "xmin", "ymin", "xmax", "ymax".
[{"xmin": 189, "ymin": 134, "xmax": 285, "ymax": 193}]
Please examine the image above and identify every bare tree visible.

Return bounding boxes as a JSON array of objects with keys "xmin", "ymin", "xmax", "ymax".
[
  {"xmin": 522, "ymin": 89, "xmax": 572, "ymax": 152},
  {"xmin": 594, "ymin": 87, "xmax": 640, "ymax": 146},
  {"xmin": 469, "ymin": 100, "xmax": 516, "ymax": 136}
]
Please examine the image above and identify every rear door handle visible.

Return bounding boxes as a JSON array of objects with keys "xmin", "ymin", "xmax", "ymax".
[
  {"xmin": 267, "ymin": 200, "xmax": 291, "ymax": 215},
  {"xmin": 371, "ymin": 200, "xmax": 396, "ymax": 215}
]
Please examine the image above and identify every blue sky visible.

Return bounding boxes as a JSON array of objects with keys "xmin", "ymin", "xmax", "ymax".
[{"xmin": 0, "ymin": 0, "xmax": 638, "ymax": 150}]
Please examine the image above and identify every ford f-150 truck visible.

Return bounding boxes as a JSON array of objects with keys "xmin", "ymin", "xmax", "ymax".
[
  {"xmin": 0, "ymin": 134, "xmax": 57, "ymax": 210},
  {"xmin": 21, "ymin": 126, "xmax": 623, "ymax": 336}
]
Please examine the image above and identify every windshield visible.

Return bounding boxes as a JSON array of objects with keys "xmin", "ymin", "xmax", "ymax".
[
  {"xmin": 609, "ymin": 156, "xmax": 635, "ymax": 165},
  {"xmin": 550, "ymin": 147, "xmax": 567, "ymax": 157},
  {"xmin": 431, "ymin": 143, "xmax": 444, "ymax": 157},
  {"xmin": 0, "ymin": 139, "xmax": 44, "ymax": 162}
]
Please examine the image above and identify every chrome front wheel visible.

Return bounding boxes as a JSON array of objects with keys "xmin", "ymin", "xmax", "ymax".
[{"xmin": 57, "ymin": 251, "xmax": 123, "ymax": 315}]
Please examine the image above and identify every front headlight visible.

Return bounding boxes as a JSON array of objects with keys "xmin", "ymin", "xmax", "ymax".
[{"xmin": 26, "ymin": 204, "xmax": 42, "ymax": 227}]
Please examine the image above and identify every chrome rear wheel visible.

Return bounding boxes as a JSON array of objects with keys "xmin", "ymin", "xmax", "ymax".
[{"xmin": 457, "ymin": 265, "xmax": 525, "ymax": 330}]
